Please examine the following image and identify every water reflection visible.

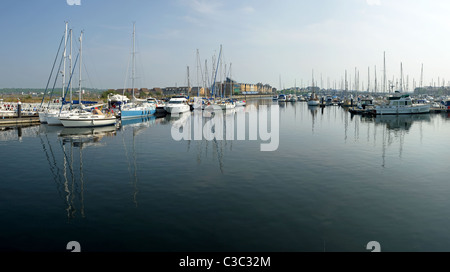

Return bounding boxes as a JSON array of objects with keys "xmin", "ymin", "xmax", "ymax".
[
  {"xmin": 119, "ymin": 116, "xmax": 158, "ymax": 206},
  {"xmin": 369, "ymin": 114, "xmax": 431, "ymax": 131},
  {"xmin": 0, "ymin": 125, "xmax": 40, "ymax": 142},
  {"xmin": 57, "ymin": 126, "xmax": 117, "ymax": 219},
  {"xmin": 163, "ymin": 106, "xmax": 257, "ymax": 173},
  {"xmin": 308, "ymin": 105, "xmax": 319, "ymax": 134},
  {"xmin": 359, "ymin": 114, "xmax": 432, "ymax": 168},
  {"xmin": 119, "ymin": 115, "xmax": 157, "ymax": 130},
  {"xmin": 59, "ymin": 126, "xmax": 117, "ymax": 147}
]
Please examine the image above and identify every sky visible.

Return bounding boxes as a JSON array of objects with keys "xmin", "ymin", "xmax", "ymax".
[{"xmin": 1, "ymin": 0, "xmax": 450, "ymax": 92}]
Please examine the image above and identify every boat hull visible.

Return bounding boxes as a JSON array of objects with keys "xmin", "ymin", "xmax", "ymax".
[
  {"xmin": 38, "ymin": 112, "xmax": 48, "ymax": 124},
  {"xmin": 46, "ymin": 114, "xmax": 63, "ymax": 126},
  {"xmin": 217, "ymin": 103, "xmax": 236, "ymax": 110},
  {"xmin": 307, "ymin": 100, "xmax": 320, "ymax": 106},
  {"xmin": 121, "ymin": 108, "xmax": 156, "ymax": 119},
  {"xmin": 164, "ymin": 105, "xmax": 191, "ymax": 114},
  {"xmin": 375, "ymin": 104, "xmax": 430, "ymax": 115},
  {"xmin": 60, "ymin": 116, "xmax": 117, "ymax": 128}
]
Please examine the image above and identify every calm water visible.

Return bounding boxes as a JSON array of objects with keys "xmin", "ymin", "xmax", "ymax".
[{"xmin": 1, "ymin": 98, "xmax": 450, "ymax": 252}]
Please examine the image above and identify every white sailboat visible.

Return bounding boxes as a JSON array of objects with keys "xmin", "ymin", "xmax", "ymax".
[
  {"xmin": 307, "ymin": 71, "xmax": 320, "ymax": 106},
  {"xmin": 120, "ymin": 23, "xmax": 156, "ymax": 119},
  {"xmin": 60, "ymin": 31, "xmax": 117, "ymax": 128},
  {"xmin": 60, "ymin": 109, "xmax": 117, "ymax": 127},
  {"xmin": 41, "ymin": 22, "xmax": 71, "ymax": 125}
]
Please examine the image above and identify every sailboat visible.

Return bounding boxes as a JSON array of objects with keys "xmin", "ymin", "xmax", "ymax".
[
  {"xmin": 307, "ymin": 71, "xmax": 320, "ymax": 106},
  {"xmin": 60, "ymin": 31, "xmax": 117, "ymax": 128},
  {"xmin": 120, "ymin": 23, "xmax": 156, "ymax": 120},
  {"xmin": 41, "ymin": 22, "xmax": 72, "ymax": 125}
]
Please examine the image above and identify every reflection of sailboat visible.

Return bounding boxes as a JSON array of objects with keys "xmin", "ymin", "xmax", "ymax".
[
  {"xmin": 120, "ymin": 23, "xmax": 156, "ymax": 119},
  {"xmin": 120, "ymin": 115, "xmax": 156, "ymax": 129},
  {"xmin": 165, "ymin": 111, "xmax": 191, "ymax": 126},
  {"xmin": 308, "ymin": 105, "xmax": 318, "ymax": 133},
  {"xmin": 59, "ymin": 126, "xmax": 117, "ymax": 147},
  {"xmin": 359, "ymin": 113, "xmax": 432, "ymax": 168},
  {"xmin": 120, "ymin": 115, "xmax": 155, "ymax": 206}
]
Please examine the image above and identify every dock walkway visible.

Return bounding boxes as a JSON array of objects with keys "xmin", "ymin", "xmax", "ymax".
[{"xmin": 0, "ymin": 115, "xmax": 40, "ymax": 126}]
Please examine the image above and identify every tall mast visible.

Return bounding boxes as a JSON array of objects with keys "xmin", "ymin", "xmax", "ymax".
[
  {"xmin": 196, "ymin": 49, "xmax": 200, "ymax": 97},
  {"xmin": 69, "ymin": 28, "xmax": 73, "ymax": 105},
  {"xmin": 374, "ymin": 66, "xmax": 377, "ymax": 93},
  {"xmin": 345, "ymin": 70, "xmax": 347, "ymax": 92},
  {"xmin": 383, "ymin": 51, "xmax": 386, "ymax": 93},
  {"xmin": 78, "ymin": 31, "xmax": 83, "ymax": 106},
  {"xmin": 62, "ymin": 21, "xmax": 68, "ymax": 99},
  {"xmin": 132, "ymin": 22, "xmax": 136, "ymax": 100},
  {"xmin": 187, "ymin": 66, "xmax": 190, "ymax": 97},
  {"xmin": 367, "ymin": 66, "xmax": 370, "ymax": 92},
  {"xmin": 420, "ymin": 63, "xmax": 423, "ymax": 88},
  {"xmin": 230, "ymin": 63, "xmax": 233, "ymax": 99},
  {"xmin": 400, "ymin": 62, "xmax": 403, "ymax": 92},
  {"xmin": 204, "ymin": 59, "xmax": 208, "ymax": 97},
  {"xmin": 211, "ymin": 44, "xmax": 222, "ymax": 98}
]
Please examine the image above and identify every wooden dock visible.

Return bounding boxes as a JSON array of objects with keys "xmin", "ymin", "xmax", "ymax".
[{"xmin": 0, "ymin": 115, "xmax": 40, "ymax": 126}]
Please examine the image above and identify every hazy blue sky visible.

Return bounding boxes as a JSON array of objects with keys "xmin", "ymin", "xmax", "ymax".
[{"xmin": 1, "ymin": 0, "xmax": 450, "ymax": 91}]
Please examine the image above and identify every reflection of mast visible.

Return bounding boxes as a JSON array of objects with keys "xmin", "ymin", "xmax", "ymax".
[
  {"xmin": 381, "ymin": 125, "xmax": 386, "ymax": 168},
  {"xmin": 39, "ymin": 129, "xmax": 66, "ymax": 203},
  {"xmin": 39, "ymin": 126, "xmax": 85, "ymax": 220},
  {"xmin": 120, "ymin": 117, "xmax": 151, "ymax": 207},
  {"xmin": 309, "ymin": 106, "xmax": 317, "ymax": 134},
  {"xmin": 344, "ymin": 108, "xmax": 348, "ymax": 142},
  {"xmin": 354, "ymin": 114, "xmax": 359, "ymax": 141},
  {"xmin": 60, "ymin": 137, "xmax": 86, "ymax": 220},
  {"xmin": 132, "ymin": 127, "xmax": 138, "ymax": 206},
  {"xmin": 79, "ymin": 143, "xmax": 85, "ymax": 217}
]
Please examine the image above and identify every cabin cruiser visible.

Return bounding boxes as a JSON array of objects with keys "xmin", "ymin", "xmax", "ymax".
[
  {"xmin": 374, "ymin": 91, "xmax": 430, "ymax": 115},
  {"xmin": 164, "ymin": 95, "xmax": 191, "ymax": 114}
]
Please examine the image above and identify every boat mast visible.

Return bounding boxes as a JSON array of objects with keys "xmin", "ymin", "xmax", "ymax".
[
  {"xmin": 204, "ymin": 59, "xmax": 208, "ymax": 98},
  {"xmin": 69, "ymin": 28, "xmax": 73, "ymax": 106},
  {"xmin": 78, "ymin": 31, "xmax": 83, "ymax": 107},
  {"xmin": 187, "ymin": 66, "xmax": 190, "ymax": 97},
  {"xmin": 196, "ymin": 49, "xmax": 200, "ymax": 97},
  {"xmin": 211, "ymin": 44, "xmax": 222, "ymax": 99},
  {"xmin": 132, "ymin": 22, "xmax": 136, "ymax": 100},
  {"xmin": 383, "ymin": 51, "xmax": 387, "ymax": 93},
  {"xmin": 62, "ymin": 21, "xmax": 68, "ymax": 100},
  {"xmin": 400, "ymin": 62, "xmax": 403, "ymax": 92},
  {"xmin": 420, "ymin": 63, "xmax": 423, "ymax": 88},
  {"xmin": 230, "ymin": 63, "xmax": 233, "ymax": 99},
  {"xmin": 374, "ymin": 66, "xmax": 377, "ymax": 93}
]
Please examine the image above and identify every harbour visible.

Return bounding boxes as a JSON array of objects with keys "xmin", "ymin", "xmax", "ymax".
[
  {"xmin": 2, "ymin": 97, "xmax": 450, "ymax": 252},
  {"xmin": 5, "ymin": 1, "xmax": 450, "ymax": 257}
]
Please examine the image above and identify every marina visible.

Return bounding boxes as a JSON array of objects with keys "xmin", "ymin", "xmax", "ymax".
[
  {"xmin": 2, "ymin": 97, "xmax": 450, "ymax": 252},
  {"xmin": 5, "ymin": 1, "xmax": 450, "ymax": 257}
]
